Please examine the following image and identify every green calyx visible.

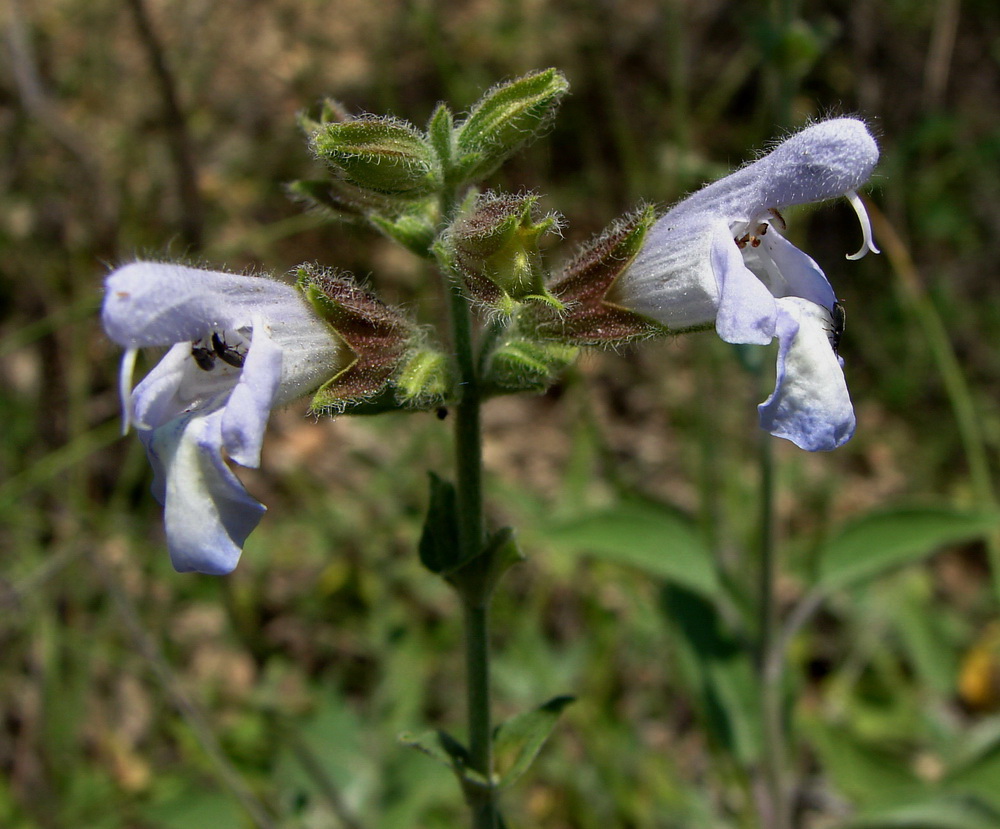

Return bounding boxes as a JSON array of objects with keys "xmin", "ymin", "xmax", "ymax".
[
  {"xmin": 297, "ymin": 266, "xmax": 452, "ymax": 413},
  {"xmin": 308, "ymin": 115, "xmax": 440, "ymax": 198},
  {"xmin": 395, "ymin": 347, "xmax": 452, "ymax": 408},
  {"xmin": 450, "ymin": 192, "xmax": 561, "ymax": 310},
  {"xmin": 529, "ymin": 204, "xmax": 665, "ymax": 346},
  {"xmin": 482, "ymin": 334, "xmax": 579, "ymax": 396},
  {"xmin": 454, "ymin": 69, "xmax": 569, "ymax": 183}
]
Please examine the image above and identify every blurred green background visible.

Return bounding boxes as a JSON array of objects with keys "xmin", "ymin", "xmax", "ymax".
[{"xmin": 4, "ymin": 0, "xmax": 1000, "ymax": 826}]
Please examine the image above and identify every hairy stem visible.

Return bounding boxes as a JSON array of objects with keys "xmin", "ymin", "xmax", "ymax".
[
  {"xmin": 446, "ymin": 265, "xmax": 496, "ymax": 827},
  {"xmin": 756, "ymin": 429, "xmax": 791, "ymax": 829}
]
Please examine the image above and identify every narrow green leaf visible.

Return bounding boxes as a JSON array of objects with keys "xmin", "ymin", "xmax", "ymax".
[
  {"xmin": 418, "ymin": 473, "xmax": 460, "ymax": 575},
  {"xmin": 944, "ymin": 726, "xmax": 1000, "ymax": 813},
  {"xmin": 844, "ymin": 797, "xmax": 1000, "ymax": 829},
  {"xmin": 817, "ymin": 506, "xmax": 1000, "ymax": 591},
  {"xmin": 885, "ymin": 573, "xmax": 960, "ymax": 696},
  {"xmin": 398, "ymin": 730, "xmax": 489, "ymax": 786},
  {"xmin": 427, "ymin": 102, "xmax": 455, "ymax": 175},
  {"xmin": 545, "ymin": 500, "xmax": 718, "ymax": 597},
  {"xmin": 493, "ymin": 695, "xmax": 575, "ymax": 789}
]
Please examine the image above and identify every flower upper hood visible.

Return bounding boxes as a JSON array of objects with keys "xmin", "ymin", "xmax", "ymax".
[
  {"xmin": 103, "ymin": 262, "xmax": 344, "ymax": 574},
  {"xmin": 607, "ymin": 118, "xmax": 879, "ymax": 451}
]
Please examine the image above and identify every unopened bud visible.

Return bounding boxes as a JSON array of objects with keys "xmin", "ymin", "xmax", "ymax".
[
  {"xmin": 455, "ymin": 69, "xmax": 569, "ymax": 183},
  {"xmin": 482, "ymin": 334, "xmax": 578, "ymax": 395},
  {"xmin": 308, "ymin": 116, "xmax": 440, "ymax": 199},
  {"xmin": 395, "ymin": 348, "xmax": 452, "ymax": 407},
  {"xmin": 449, "ymin": 192, "xmax": 560, "ymax": 312}
]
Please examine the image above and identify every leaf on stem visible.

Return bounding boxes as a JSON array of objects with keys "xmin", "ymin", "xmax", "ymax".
[
  {"xmin": 418, "ymin": 472, "xmax": 460, "ymax": 576},
  {"xmin": 493, "ymin": 695, "xmax": 575, "ymax": 790}
]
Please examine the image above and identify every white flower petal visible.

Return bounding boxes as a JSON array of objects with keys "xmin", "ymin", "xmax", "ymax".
[
  {"xmin": 103, "ymin": 262, "xmax": 303, "ymax": 348},
  {"xmin": 150, "ymin": 409, "xmax": 266, "ymax": 575},
  {"xmin": 758, "ymin": 298, "xmax": 855, "ymax": 451},
  {"xmin": 103, "ymin": 261, "xmax": 347, "ymax": 574},
  {"xmin": 606, "ymin": 212, "xmax": 720, "ymax": 331},
  {"xmin": 757, "ymin": 230, "xmax": 837, "ymax": 310},
  {"xmin": 711, "ymin": 222, "xmax": 776, "ymax": 345},
  {"xmin": 757, "ymin": 119, "xmax": 880, "ymax": 210},
  {"xmin": 221, "ymin": 320, "xmax": 283, "ymax": 468}
]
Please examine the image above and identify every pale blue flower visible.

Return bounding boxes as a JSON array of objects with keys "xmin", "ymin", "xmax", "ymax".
[
  {"xmin": 608, "ymin": 118, "xmax": 879, "ymax": 451},
  {"xmin": 103, "ymin": 262, "xmax": 343, "ymax": 574}
]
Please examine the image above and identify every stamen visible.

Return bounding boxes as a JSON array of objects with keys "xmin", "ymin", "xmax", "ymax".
[
  {"xmin": 119, "ymin": 347, "xmax": 138, "ymax": 434},
  {"xmin": 767, "ymin": 208, "xmax": 787, "ymax": 231},
  {"xmin": 844, "ymin": 189, "xmax": 881, "ymax": 260}
]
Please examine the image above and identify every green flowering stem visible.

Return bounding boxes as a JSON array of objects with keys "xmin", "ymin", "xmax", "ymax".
[
  {"xmin": 756, "ymin": 426, "xmax": 790, "ymax": 829},
  {"xmin": 463, "ymin": 599, "xmax": 495, "ymax": 826},
  {"xmin": 446, "ymin": 253, "xmax": 497, "ymax": 827}
]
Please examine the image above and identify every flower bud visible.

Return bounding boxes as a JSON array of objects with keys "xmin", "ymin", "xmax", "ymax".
[
  {"xmin": 527, "ymin": 205, "xmax": 664, "ymax": 345},
  {"xmin": 448, "ymin": 192, "xmax": 560, "ymax": 313},
  {"xmin": 307, "ymin": 115, "xmax": 440, "ymax": 199},
  {"xmin": 455, "ymin": 69, "xmax": 569, "ymax": 183},
  {"xmin": 395, "ymin": 348, "xmax": 452, "ymax": 407},
  {"xmin": 482, "ymin": 335, "xmax": 578, "ymax": 395}
]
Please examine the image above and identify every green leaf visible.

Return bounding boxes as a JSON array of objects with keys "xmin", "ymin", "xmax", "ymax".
[
  {"xmin": 944, "ymin": 722, "xmax": 1000, "ymax": 812},
  {"xmin": 427, "ymin": 102, "xmax": 455, "ymax": 176},
  {"xmin": 844, "ymin": 797, "xmax": 1000, "ymax": 829},
  {"xmin": 885, "ymin": 573, "xmax": 960, "ymax": 696},
  {"xmin": 398, "ymin": 730, "xmax": 489, "ymax": 788},
  {"xmin": 545, "ymin": 500, "xmax": 718, "ymax": 597},
  {"xmin": 805, "ymin": 721, "xmax": 923, "ymax": 808},
  {"xmin": 493, "ymin": 695, "xmax": 575, "ymax": 789},
  {"xmin": 398, "ymin": 729, "xmax": 470, "ymax": 769},
  {"xmin": 445, "ymin": 526, "xmax": 526, "ymax": 605},
  {"xmin": 418, "ymin": 473, "xmax": 460, "ymax": 575},
  {"xmin": 659, "ymin": 585, "xmax": 761, "ymax": 763},
  {"xmin": 140, "ymin": 786, "xmax": 248, "ymax": 829},
  {"xmin": 816, "ymin": 506, "xmax": 1000, "ymax": 591}
]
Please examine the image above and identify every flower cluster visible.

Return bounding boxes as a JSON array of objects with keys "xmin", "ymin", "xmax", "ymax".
[{"xmin": 102, "ymin": 102, "xmax": 879, "ymax": 574}]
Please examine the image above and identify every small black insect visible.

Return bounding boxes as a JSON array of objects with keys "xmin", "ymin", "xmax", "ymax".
[
  {"xmin": 830, "ymin": 301, "xmax": 846, "ymax": 356},
  {"xmin": 436, "ymin": 407, "xmax": 449, "ymax": 421},
  {"xmin": 211, "ymin": 332, "xmax": 246, "ymax": 368},
  {"xmin": 191, "ymin": 342, "xmax": 217, "ymax": 371}
]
